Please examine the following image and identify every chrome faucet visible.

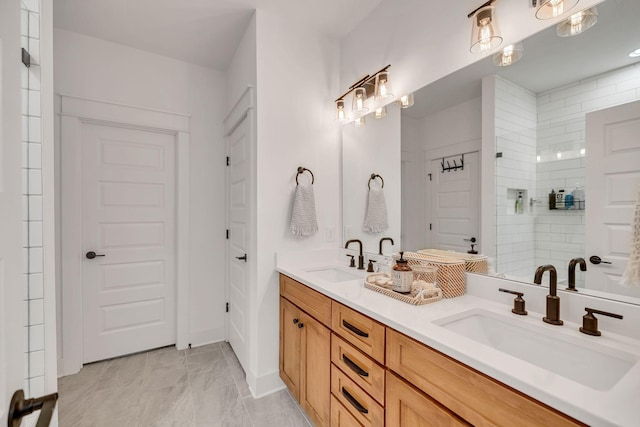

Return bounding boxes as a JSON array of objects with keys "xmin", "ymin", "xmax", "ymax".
[
  {"xmin": 566, "ymin": 257, "xmax": 587, "ymax": 292},
  {"xmin": 534, "ymin": 265, "xmax": 563, "ymax": 325},
  {"xmin": 378, "ymin": 237, "xmax": 394, "ymax": 255},
  {"xmin": 345, "ymin": 239, "xmax": 365, "ymax": 270}
]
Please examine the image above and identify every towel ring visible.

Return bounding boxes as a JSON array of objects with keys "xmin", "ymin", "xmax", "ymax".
[
  {"xmin": 296, "ymin": 167, "xmax": 314, "ymax": 185},
  {"xmin": 368, "ymin": 173, "xmax": 384, "ymax": 189}
]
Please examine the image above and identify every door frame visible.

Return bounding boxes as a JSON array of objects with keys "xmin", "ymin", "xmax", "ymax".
[{"xmin": 59, "ymin": 95, "xmax": 190, "ymax": 376}]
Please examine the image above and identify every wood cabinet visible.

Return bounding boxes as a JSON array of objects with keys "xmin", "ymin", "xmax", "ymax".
[
  {"xmin": 332, "ymin": 302, "xmax": 386, "ymax": 364},
  {"xmin": 279, "ymin": 293, "xmax": 331, "ymax": 427},
  {"xmin": 386, "ymin": 371, "xmax": 470, "ymax": 427}
]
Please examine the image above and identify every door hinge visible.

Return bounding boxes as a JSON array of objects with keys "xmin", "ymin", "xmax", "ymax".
[
  {"xmin": 226, "ymin": 229, "xmax": 229, "ymax": 239},
  {"xmin": 428, "ymin": 173, "xmax": 432, "ymax": 181},
  {"xmin": 226, "ymin": 302, "xmax": 229, "ymax": 313},
  {"xmin": 226, "ymin": 156, "xmax": 230, "ymax": 166},
  {"xmin": 429, "ymin": 223, "xmax": 432, "ymax": 231}
]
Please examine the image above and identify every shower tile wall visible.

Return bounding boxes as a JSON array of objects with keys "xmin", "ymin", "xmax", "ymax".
[
  {"xmin": 494, "ymin": 76, "xmax": 537, "ymax": 279},
  {"xmin": 534, "ymin": 62, "xmax": 640, "ymax": 282},
  {"xmin": 21, "ymin": 0, "xmax": 44, "ymax": 398}
]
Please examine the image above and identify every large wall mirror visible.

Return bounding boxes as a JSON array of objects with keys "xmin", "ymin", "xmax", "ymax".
[{"xmin": 342, "ymin": 0, "xmax": 640, "ymax": 303}]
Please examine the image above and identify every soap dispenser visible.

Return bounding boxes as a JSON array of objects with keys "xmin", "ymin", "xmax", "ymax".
[{"xmin": 392, "ymin": 252, "xmax": 413, "ymax": 294}]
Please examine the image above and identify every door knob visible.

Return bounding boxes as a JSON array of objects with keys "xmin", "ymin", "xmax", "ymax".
[
  {"xmin": 235, "ymin": 254, "xmax": 247, "ymax": 262},
  {"xmin": 85, "ymin": 251, "xmax": 106, "ymax": 260},
  {"xmin": 8, "ymin": 389, "xmax": 58, "ymax": 427},
  {"xmin": 589, "ymin": 255, "xmax": 611, "ymax": 265}
]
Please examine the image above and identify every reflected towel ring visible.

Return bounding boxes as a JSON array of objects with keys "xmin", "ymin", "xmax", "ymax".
[
  {"xmin": 368, "ymin": 173, "xmax": 384, "ymax": 189},
  {"xmin": 296, "ymin": 167, "xmax": 314, "ymax": 185}
]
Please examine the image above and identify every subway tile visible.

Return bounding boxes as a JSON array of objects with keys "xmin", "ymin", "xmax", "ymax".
[
  {"xmin": 21, "ymin": 90, "xmax": 29, "ymax": 115},
  {"xmin": 565, "ymin": 84, "xmax": 616, "ymax": 107},
  {"xmin": 28, "ymin": 90, "xmax": 41, "ymax": 117},
  {"xmin": 23, "ymin": 274, "xmax": 29, "ymax": 301},
  {"xmin": 29, "ymin": 325, "xmax": 45, "ymax": 352},
  {"xmin": 28, "ymin": 143, "xmax": 41, "ymax": 169},
  {"xmin": 22, "ymin": 142, "xmax": 29, "ymax": 168},
  {"xmin": 22, "ymin": 248, "xmax": 29, "ymax": 274},
  {"xmin": 581, "ymin": 89, "xmax": 638, "ymax": 112},
  {"xmin": 28, "ymin": 221, "xmax": 43, "ymax": 247},
  {"xmin": 29, "ymin": 376, "xmax": 44, "ymax": 397},
  {"xmin": 28, "ymin": 298, "xmax": 44, "ymax": 325},
  {"xmin": 22, "ymin": 116, "xmax": 29, "ymax": 141},
  {"xmin": 22, "ymin": 66, "xmax": 29, "ymax": 89},
  {"xmin": 28, "ymin": 65, "xmax": 41, "ymax": 91},
  {"xmin": 28, "ymin": 38, "xmax": 40, "ymax": 65},
  {"xmin": 23, "ymin": 301, "xmax": 29, "ymax": 326},
  {"xmin": 28, "ymin": 196, "xmax": 42, "ymax": 220},
  {"xmin": 28, "ymin": 117, "xmax": 41, "ymax": 143},
  {"xmin": 22, "ymin": 222, "xmax": 29, "ymax": 248},
  {"xmin": 28, "ymin": 169, "xmax": 42, "ymax": 195},
  {"xmin": 21, "ymin": 10, "xmax": 28, "ymax": 35},
  {"xmin": 29, "ymin": 247, "xmax": 43, "ymax": 274},
  {"xmin": 28, "ymin": 12, "xmax": 39, "ymax": 39},
  {"xmin": 28, "ymin": 273, "xmax": 44, "ymax": 299},
  {"xmin": 548, "ymin": 79, "xmax": 597, "ymax": 102},
  {"xmin": 29, "ymin": 350, "xmax": 45, "ymax": 377}
]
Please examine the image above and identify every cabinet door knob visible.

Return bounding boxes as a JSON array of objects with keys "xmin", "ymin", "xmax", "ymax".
[
  {"xmin": 342, "ymin": 354, "xmax": 369, "ymax": 377},
  {"xmin": 589, "ymin": 255, "xmax": 611, "ymax": 265},
  {"xmin": 292, "ymin": 318, "xmax": 299, "ymax": 324},
  {"xmin": 297, "ymin": 323, "xmax": 304, "ymax": 329}
]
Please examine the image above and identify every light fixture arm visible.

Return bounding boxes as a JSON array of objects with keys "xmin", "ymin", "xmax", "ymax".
[
  {"xmin": 468, "ymin": 0, "xmax": 496, "ymax": 18},
  {"xmin": 335, "ymin": 64, "xmax": 391, "ymax": 102}
]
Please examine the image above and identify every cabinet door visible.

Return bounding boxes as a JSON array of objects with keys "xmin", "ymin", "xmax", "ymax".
[
  {"xmin": 300, "ymin": 312, "xmax": 331, "ymax": 427},
  {"xmin": 331, "ymin": 395, "xmax": 365, "ymax": 427},
  {"xmin": 386, "ymin": 371, "xmax": 470, "ymax": 427},
  {"xmin": 279, "ymin": 297, "xmax": 302, "ymax": 400}
]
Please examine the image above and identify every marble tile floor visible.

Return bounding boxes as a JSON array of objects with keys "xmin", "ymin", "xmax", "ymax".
[{"xmin": 57, "ymin": 342, "xmax": 312, "ymax": 427}]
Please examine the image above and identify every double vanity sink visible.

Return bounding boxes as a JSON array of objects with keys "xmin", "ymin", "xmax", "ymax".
[{"xmin": 278, "ymin": 249, "xmax": 640, "ymax": 426}]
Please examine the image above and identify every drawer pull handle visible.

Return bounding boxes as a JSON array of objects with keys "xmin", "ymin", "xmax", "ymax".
[
  {"xmin": 341, "ymin": 387, "xmax": 368, "ymax": 414},
  {"xmin": 342, "ymin": 320, "xmax": 369, "ymax": 338},
  {"xmin": 342, "ymin": 354, "xmax": 369, "ymax": 377}
]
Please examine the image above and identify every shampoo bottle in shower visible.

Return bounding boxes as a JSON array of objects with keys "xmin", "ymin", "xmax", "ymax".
[{"xmin": 515, "ymin": 192, "xmax": 524, "ymax": 214}]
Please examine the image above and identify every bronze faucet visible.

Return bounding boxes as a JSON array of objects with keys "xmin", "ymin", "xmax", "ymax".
[
  {"xmin": 567, "ymin": 257, "xmax": 587, "ymax": 291},
  {"xmin": 379, "ymin": 237, "xmax": 394, "ymax": 255},
  {"xmin": 345, "ymin": 239, "xmax": 365, "ymax": 270},
  {"xmin": 534, "ymin": 265, "xmax": 563, "ymax": 325}
]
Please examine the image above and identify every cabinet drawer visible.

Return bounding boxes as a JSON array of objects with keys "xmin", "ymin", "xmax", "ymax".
[
  {"xmin": 386, "ymin": 371, "xmax": 470, "ymax": 427},
  {"xmin": 386, "ymin": 329, "xmax": 586, "ymax": 427},
  {"xmin": 280, "ymin": 274, "xmax": 331, "ymax": 328},
  {"xmin": 331, "ymin": 334, "xmax": 385, "ymax": 405},
  {"xmin": 331, "ymin": 364, "xmax": 384, "ymax": 427},
  {"xmin": 332, "ymin": 302, "xmax": 385, "ymax": 364},
  {"xmin": 331, "ymin": 395, "xmax": 366, "ymax": 427}
]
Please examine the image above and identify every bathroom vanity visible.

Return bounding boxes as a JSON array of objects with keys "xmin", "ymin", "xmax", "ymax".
[{"xmin": 277, "ymin": 249, "xmax": 640, "ymax": 427}]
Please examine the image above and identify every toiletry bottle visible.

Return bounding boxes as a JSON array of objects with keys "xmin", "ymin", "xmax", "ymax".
[
  {"xmin": 565, "ymin": 191, "xmax": 574, "ymax": 209},
  {"xmin": 515, "ymin": 192, "xmax": 524, "ymax": 214},
  {"xmin": 573, "ymin": 184, "xmax": 584, "ymax": 209},
  {"xmin": 556, "ymin": 189, "xmax": 565, "ymax": 209},
  {"xmin": 549, "ymin": 189, "xmax": 556, "ymax": 210},
  {"xmin": 392, "ymin": 252, "xmax": 413, "ymax": 294}
]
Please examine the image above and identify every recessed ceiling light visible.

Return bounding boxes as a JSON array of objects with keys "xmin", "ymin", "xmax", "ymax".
[{"xmin": 629, "ymin": 48, "xmax": 640, "ymax": 58}]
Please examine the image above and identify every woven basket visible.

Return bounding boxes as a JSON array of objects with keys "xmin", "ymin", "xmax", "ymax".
[
  {"xmin": 417, "ymin": 249, "xmax": 488, "ymax": 274},
  {"xmin": 393, "ymin": 252, "xmax": 466, "ymax": 298},
  {"xmin": 364, "ymin": 273, "xmax": 442, "ymax": 305}
]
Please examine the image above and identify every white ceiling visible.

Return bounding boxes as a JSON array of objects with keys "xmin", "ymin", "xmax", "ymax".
[{"xmin": 53, "ymin": 0, "xmax": 383, "ymax": 71}]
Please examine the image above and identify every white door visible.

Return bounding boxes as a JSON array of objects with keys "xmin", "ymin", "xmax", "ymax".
[
  {"xmin": 227, "ymin": 117, "xmax": 250, "ymax": 371},
  {"xmin": 1, "ymin": 0, "xmax": 26, "ymax": 420},
  {"xmin": 430, "ymin": 152, "xmax": 480, "ymax": 253},
  {"xmin": 82, "ymin": 123, "xmax": 176, "ymax": 363},
  {"xmin": 585, "ymin": 99, "xmax": 640, "ymax": 298}
]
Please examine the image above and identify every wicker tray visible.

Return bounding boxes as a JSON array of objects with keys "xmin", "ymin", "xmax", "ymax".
[
  {"xmin": 393, "ymin": 252, "xmax": 466, "ymax": 298},
  {"xmin": 364, "ymin": 273, "xmax": 442, "ymax": 305},
  {"xmin": 417, "ymin": 249, "xmax": 489, "ymax": 274}
]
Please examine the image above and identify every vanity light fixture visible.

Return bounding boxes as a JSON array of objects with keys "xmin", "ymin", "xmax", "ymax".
[
  {"xmin": 352, "ymin": 87, "xmax": 369, "ymax": 114},
  {"xmin": 628, "ymin": 48, "xmax": 640, "ymax": 58},
  {"xmin": 354, "ymin": 116, "xmax": 366, "ymax": 128},
  {"xmin": 399, "ymin": 93, "xmax": 415, "ymax": 108},
  {"xmin": 557, "ymin": 7, "xmax": 597, "ymax": 37},
  {"xmin": 469, "ymin": 1, "xmax": 503, "ymax": 54},
  {"xmin": 374, "ymin": 107, "xmax": 387, "ymax": 119},
  {"xmin": 494, "ymin": 43, "xmax": 524, "ymax": 66},
  {"xmin": 533, "ymin": 0, "xmax": 579, "ymax": 20},
  {"xmin": 335, "ymin": 99, "xmax": 349, "ymax": 123},
  {"xmin": 374, "ymin": 71, "xmax": 394, "ymax": 101}
]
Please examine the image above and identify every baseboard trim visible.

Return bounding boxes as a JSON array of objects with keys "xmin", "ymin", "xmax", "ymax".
[
  {"xmin": 187, "ymin": 326, "xmax": 226, "ymax": 350},
  {"xmin": 247, "ymin": 369, "xmax": 285, "ymax": 398}
]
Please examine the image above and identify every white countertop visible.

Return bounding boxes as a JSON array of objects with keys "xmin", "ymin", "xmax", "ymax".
[{"xmin": 276, "ymin": 248, "xmax": 640, "ymax": 427}]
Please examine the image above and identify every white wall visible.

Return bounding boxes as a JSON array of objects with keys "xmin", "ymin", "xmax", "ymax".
[
  {"xmin": 226, "ymin": 15, "xmax": 257, "ymax": 112},
  {"xmin": 53, "ymin": 29, "xmax": 228, "ymax": 363},
  {"xmin": 250, "ymin": 9, "xmax": 341, "ymax": 396}
]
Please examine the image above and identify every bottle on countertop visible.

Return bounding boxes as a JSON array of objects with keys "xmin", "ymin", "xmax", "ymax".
[
  {"xmin": 549, "ymin": 189, "xmax": 556, "ymax": 210},
  {"xmin": 392, "ymin": 251, "xmax": 413, "ymax": 294},
  {"xmin": 515, "ymin": 191, "xmax": 524, "ymax": 214}
]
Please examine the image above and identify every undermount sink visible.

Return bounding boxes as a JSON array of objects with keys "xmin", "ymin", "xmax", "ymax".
[
  {"xmin": 434, "ymin": 309, "xmax": 637, "ymax": 391},
  {"xmin": 306, "ymin": 267, "xmax": 363, "ymax": 283}
]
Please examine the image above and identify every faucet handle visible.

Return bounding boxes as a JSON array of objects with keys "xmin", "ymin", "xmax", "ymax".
[
  {"xmin": 580, "ymin": 307, "xmax": 623, "ymax": 336},
  {"xmin": 366, "ymin": 259, "xmax": 376, "ymax": 273},
  {"xmin": 346, "ymin": 254, "xmax": 355, "ymax": 268},
  {"xmin": 499, "ymin": 288, "xmax": 527, "ymax": 315}
]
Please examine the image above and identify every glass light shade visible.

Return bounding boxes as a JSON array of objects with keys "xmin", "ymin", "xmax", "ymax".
[
  {"xmin": 557, "ymin": 7, "xmax": 597, "ymax": 37},
  {"xmin": 399, "ymin": 93, "xmax": 414, "ymax": 108},
  {"xmin": 470, "ymin": 6, "xmax": 503, "ymax": 54},
  {"xmin": 535, "ymin": 0, "xmax": 579, "ymax": 20},
  {"xmin": 630, "ymin": 48, "xmax": 640, "ymax": 58},
  {"xmin": 352, "ymin": 87, "xmax": 369, "ymax": 114},
  {"xmin": 335, "ymin": 99, "xmax": 349, "ymax": 123},
  {"xmin": 354, "ymin": 116, "xmax": 366, "ymax": 128},
  {"xmin": 493, "ymin": 43, "xmax": 524, "ymax": 66},
  {"xmin": 374, "ymin": 107, "xmax": 387, "ymax": 119},
  {"xmin": 374, "ymin": 71, "xmax": 394, "ymax": 101}
]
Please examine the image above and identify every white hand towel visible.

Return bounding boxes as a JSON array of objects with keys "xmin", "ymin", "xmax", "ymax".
[
  {"xmin": 362, "ymin": 187, "xmax": 389, "ymax": 233},
  {"xmin": 621, "ymin": 185, "xmax": 640, "ymax": 287},
  {"xmin": 290, "ymin": 183, "xmax": 318, "ymax": 236}
]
